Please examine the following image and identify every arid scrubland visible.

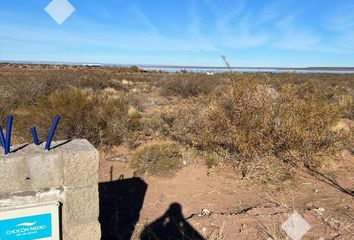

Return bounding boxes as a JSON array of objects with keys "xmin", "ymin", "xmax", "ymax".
[
  {"xmin": 1, "ymin": 64, "xmax": 354, "ymax": 239},
  {"xmin": 0, "ymin": 64, "xmax": 353, "ymax": 182}
]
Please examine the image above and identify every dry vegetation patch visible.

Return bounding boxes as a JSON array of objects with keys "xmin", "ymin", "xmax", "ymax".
[
  {"xmin": 169, "ymin": 76, "xmax": 353, "ymax": 181},
  {"xmin": 160, "ymin": 74, "xmax": 226, "ymax": 98},
  {"xmin": 1, "ymin": 65, "xmax": 353, "ymax": 183},
  {"xmin": 130, "ymin": 142, "xmax": 183, "ymax": 177},
  {"xmin": 15, "ymin": 86, "xmax": 134, "ymax": 146}
]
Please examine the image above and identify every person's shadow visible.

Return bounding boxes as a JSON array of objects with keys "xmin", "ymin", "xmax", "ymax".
[
  {"xmin": 140, "ymin": 203, "xmax": 205, "ymax": 240},
  {"xmin": 99, "ymin": 176, "xmax": 147, "ymax": 240}
]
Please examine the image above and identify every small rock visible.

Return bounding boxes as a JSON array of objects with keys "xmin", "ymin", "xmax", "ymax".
[
  {"xmin": 318, "ymin": 207, "xmax": 325, "ymax": 212},
  {"xmin": 314, "ymin": 189, "xmax": 319, "ymax": 194},
  {"xmin": 200, "ymin": 208, "xmax": 211, "ymax": 216},
  {"xmin": 305, "ymin": 202, "xmax": 316, "ymax": 210}
]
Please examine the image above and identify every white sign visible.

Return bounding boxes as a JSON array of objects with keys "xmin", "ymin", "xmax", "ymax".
[{"xmin": 0, "ymin": 202, "xmax": 60, "ymax": 240}]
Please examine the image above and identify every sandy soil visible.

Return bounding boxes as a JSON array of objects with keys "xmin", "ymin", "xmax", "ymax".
[
  {"xmin": 99, "ymin": 147, "xmax": 354, "ymax": 240},
  {"xmin": 97, "ymin": 74, "xmax": 353, "ymax": 240}
]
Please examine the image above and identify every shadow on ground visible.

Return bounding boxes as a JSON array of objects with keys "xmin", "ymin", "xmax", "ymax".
[
  {"xmin": 305, "ymin": 165, "xmax": 354, "ymax": 197},
  {"xmin": 99, "ymin": 176, "xmax": 147, "ymax": 240},
  {"xmin": 140, "ymin": 202, "xmax": 204, "ymax": 240},
  {"xmin": 99, "ymin": 176, "xmax": 204, "ymax": 240}
]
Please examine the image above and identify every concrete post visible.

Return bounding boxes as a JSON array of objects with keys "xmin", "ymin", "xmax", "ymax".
[{"xmin": 0, "ymin": 139, "xmax": 101, "ymax": 240}]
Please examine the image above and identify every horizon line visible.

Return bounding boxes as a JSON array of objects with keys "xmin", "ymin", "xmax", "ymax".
[{"xmin": 1, "ymin": 60, "xmax": 354, "ymax": 70}]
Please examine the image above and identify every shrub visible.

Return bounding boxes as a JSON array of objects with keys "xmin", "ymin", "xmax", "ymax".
[
  {"xmin": 170, "ymin": 77, "xmax": 351, "ymax": 171},
  {"xmin": 239, "ymin": 156, "xmax": 294, "ymax": 183},
  {"xmin": 127, "ymin": 110, "xmax": 143, "ymax": 131},
  {"xmin": 130, "ymin": 142, "xmax": 182, "ymax": 177},
  {"xmin": 15, "ymin": 86, "xmax": 131, "ymax": 146},
  {"xmin": 160, "ymin": 74, "xmax": 226, "ymax": 98},
  {"xmin": 73, "ymin": 75, "xmax": 127, "ymax": 92},
  {"xmin": 0, "ymin": 77, "xmax": 66, "ymax": 124}
]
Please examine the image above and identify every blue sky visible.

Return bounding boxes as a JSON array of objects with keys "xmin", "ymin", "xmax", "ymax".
[{"xmin": 1, "ymin": 0, "xmax": 354, "ymax": 67}]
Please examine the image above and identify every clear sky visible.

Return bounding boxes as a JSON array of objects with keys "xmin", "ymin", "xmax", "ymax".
[{"xmin": 1, "ymin": 0, "xmax": 354, "ymax": 67}]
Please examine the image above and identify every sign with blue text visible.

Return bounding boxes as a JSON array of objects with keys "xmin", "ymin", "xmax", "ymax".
[{"xmin": 0, "ymin": 203, "xmax": 60, "ymax": 240}]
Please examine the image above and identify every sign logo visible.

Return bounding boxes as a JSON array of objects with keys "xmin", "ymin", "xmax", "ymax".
[
  {"xmin": 15, "ymin": 222, "xmax": 37, "ymax": 227},
  {"xmin": 0, "ymin": 214, "xmax": 52, "ymax": 240}
]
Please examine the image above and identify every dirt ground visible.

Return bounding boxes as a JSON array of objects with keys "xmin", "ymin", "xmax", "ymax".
[
  {"xmin": 99, "ymin": 146, "xmax": 354, "ymax": 240},
  {"xmin": 98, "ymin": 82, "xmax": 354, "ymax": 239}
]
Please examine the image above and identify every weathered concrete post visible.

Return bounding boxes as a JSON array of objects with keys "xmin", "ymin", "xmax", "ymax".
[{"xmin": 0, "ymin": 139, "xmax": 101, "ymax": 240}]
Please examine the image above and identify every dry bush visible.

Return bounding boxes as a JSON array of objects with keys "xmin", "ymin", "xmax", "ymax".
[
  {"xmin": 170, "ymin": 76, "xmax": 352, "ymax": 178},
  {"xmin": 344, "ymin": 95, "xmax": 354, "ymax": 120},
  {"xmin": 15, "ymin": 86, "xmax": 134, "ymax": 146},
  {"xmin": 239, "ymin": 156, "xmax": 294, "ymax": 183},
  {"xmin": 0, "ymin": 76, "xmax": 66, "ymax": 124},
  {"xmin": 130, "ymin": 142, "xmax": 182, "ymax": 177},
  {"xmin": 264, "ymin": 72, "xmax": 354, "ymax": 120},
  {"xmin": 160, "ymin": 74, "xmax": 226, "ymax": 98},
  {"xmin": 127, "ymin": 110, "xmax": 143, "ymax": 131},
  {"xmin": 139, "ymin": 114, "xmax": 168, "ymax": 138}
]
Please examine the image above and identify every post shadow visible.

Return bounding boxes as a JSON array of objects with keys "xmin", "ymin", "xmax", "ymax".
[
  {"xmin": 140, "ymin": 203, "xmax": 205, "ymax": 240},
  {"xmin": 99, "ymin": 176, "xmax": 148, "ymax": 240},
  {"xmin": 305, "ymin": 165, "xmax": 354, "ymax": 197}
]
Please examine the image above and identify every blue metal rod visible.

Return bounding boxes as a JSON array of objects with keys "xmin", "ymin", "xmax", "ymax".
[
  {"xmin": 0, "ymin": 126, "xmax": 5, "ymax": 149},
  {"xmin": 31, "ymin": 127, "xmax": 40, "ymax": 145},
  {"xmin": 45, "ymin": 115, "xmax": 60, "ymax": 151},
  {"xmin": 5, "ymin": 115, "xmax": 13, "ymax": 155}
]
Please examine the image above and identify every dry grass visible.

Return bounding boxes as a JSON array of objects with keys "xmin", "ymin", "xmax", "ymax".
[
  {"xmin": 130, "ymin": 142, "xmax": 183, "ymax": 177},
  {"xmin": 169, "ymin": 75, "xmax": 352, "ymax": 181},
  {"xmin": 206, "ymin": 223, "xmax": 225, "ymax": 240},
  {"xmin": 239, "ymin": 156, "xmax": 294, "ymax": 183},
  {"xmin": 258, "ymin": 221, "xmax": 291, "ymax": 240},
  {"xmin": 14, "ymin": 86, "xmax": 134, "ymax": 147},
  {"xmin": 160, "ymin": 73, "xmax": 226, "ymax": 98}
]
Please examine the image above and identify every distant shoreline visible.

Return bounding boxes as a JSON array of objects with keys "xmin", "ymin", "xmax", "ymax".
[
  {"xmin": 1, "ymin": 60, "xmax": 354, "ymax": 72},
  {"xmin": 140, "ymin": 65, "xmax": 354, "ymax": 71}
]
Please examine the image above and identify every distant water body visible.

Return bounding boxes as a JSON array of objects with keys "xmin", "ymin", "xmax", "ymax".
[
  {"xmin": 141, "ymin": 67, "xmax": 354, "ymax": 74},
  {"xmin": 2, "ymin": 61, "xmax": 353, "ymax": 74}
]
